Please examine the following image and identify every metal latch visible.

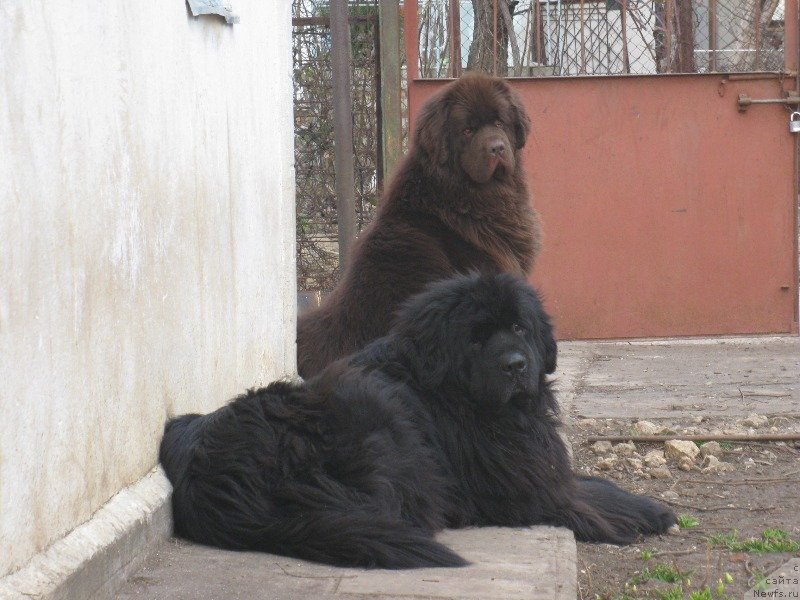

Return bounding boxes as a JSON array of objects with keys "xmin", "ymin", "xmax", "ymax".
[{"xmin": 738, "ymin": 92, "xmax": 800, "ymax": 112}]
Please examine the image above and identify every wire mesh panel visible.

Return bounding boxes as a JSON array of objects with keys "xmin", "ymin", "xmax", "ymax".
[
  {"xmin": 293, "ymin": 1, "xmax": 381, "ymax": 293},
  {"xmin": 415, "ymin": 0, "xmax": 785, "ymax": 76}
]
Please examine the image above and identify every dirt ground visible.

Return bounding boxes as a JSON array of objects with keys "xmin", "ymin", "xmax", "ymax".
[{"xmin": 570, "ymin": 416, "xmax": 800, "ymax": 600}]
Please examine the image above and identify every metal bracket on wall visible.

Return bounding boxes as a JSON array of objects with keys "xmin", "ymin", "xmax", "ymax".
[{"xmin": 738, "ymin": 92, "xmax": 800, "ymax": 111}]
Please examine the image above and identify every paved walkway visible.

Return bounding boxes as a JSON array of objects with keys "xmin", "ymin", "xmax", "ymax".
[
  {"xmin": 118, "ymin": 335, "xmax": 800, "ymax": 600},
  {"xmin": 556, "ymin": 336, "xmax": 800, "ymax": 420}
]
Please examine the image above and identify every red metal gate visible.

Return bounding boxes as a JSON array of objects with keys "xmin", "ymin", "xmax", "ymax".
[{"xmin": 404, "ymin": 1, "xmax": 799, "ymax": 339}]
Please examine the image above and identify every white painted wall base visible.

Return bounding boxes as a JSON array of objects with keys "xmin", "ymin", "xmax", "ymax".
[{"xmin": 0, "ymin": 468, "xmax": 171, "ymax": 600}]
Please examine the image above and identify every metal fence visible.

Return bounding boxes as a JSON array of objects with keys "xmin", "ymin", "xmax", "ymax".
[
  {"xmin": 293, "ymin": 0, "xmax": 382, "ymax": 293},
  {"xmin": 417, "ymin": 0, "xmax": 785, "ymax": 77}
]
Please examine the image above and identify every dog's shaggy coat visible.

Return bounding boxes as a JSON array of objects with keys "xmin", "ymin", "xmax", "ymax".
[
  {"xmin": 297, "ymin": 73, "xmax": 543, "ymax": 378},
  {"xmin": 161, "ymin": 274, "xmax": 676, "ymax": 569}
]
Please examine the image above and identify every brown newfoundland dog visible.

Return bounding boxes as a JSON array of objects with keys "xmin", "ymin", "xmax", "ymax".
[{"xmin": 297, "ymin": 73, "xmax": 542, "ymax": 378}]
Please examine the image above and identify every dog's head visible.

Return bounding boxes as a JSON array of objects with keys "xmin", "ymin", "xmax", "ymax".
[
  {"xmin": 413, "ymin": 73, "xmax": 531, "ymax": 185},
  {"xmin": 391, "ymin": 273, "xmax": 557, "ymax": 415}
]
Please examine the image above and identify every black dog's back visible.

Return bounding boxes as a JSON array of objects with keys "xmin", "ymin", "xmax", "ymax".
[{"xmin": 159, "ymin": 381, "xmax": 467, "ymax": 569}]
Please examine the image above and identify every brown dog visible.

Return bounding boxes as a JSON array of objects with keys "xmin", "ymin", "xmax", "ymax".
[{"xmin": 297, "ymin": 73, "xmax": 542, "ymax": 378}]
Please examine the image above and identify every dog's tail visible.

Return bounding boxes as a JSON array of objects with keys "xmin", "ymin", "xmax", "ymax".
[
  {"xmin": 159, "ymin": 413, "xmax": 203, "ymax": 491},
  {"xmin": 159, "ymin": 414, "xmax": 467, "ymax": 569},
  {"xmin": 252, "ymin": 512, "xmax": 469, "ymax": 569}
]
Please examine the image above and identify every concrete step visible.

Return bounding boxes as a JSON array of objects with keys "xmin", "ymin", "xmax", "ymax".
[{"xmin": 117, "ymin": 527, "xmax": 576, "ymax": 600}]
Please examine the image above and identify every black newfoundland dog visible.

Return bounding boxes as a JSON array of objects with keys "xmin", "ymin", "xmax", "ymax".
[
  {"xmin": 161, "ymin": 274, "xmax": 675, "ymax": 569},
  {"xmin": 297, "ymin": 73, "xmax": 543, "ymax": 378}
]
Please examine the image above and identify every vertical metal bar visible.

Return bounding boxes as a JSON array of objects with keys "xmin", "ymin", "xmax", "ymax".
[
  {"xmin": 330, "ymin": 0, "xmax": 357, "ymax": 266},
  {"xmin": 789, "ymin": 0, "xmax": 800, "ymax": 331},
  {"xmin": 621, "ymin": 0, "xmax": 630, "ymax": 72},
  {"xmin": 534, "ymin": 0, "xmax": 543, "ymax": 63},
  {"xmin": 449, "ymin": 0, "xmax": 463, "ymax": 76},
  {"xmin": 787, "ymin": 0, "xmax": 799, "ymax": 71},
  {"xmin": 708, "ymin": 0, "xmax": 717, "ymax": 71},
  {"xmin": 374, "ymin": 14, "xmax": 384, "ymax": 194},
  {"xmin": 665, "ymin": 0, "xmax": 674, "ymax": 72},
  {"xmin": 753, "ymin": 0, "xmax": 763, "ymax": 69},
  {"xmin": 379, "ymin": 0, "xmax": 402, "ymax": 185},
  {"xmin": 493, "ymin": 0, "xmax": 499, "ymax": 75},
  {"xmin": 404, "ymin": 0, "xmax": 420, "ymax": 80},
  {"xmin": 580, "ymin": 0, "xmax": 586, "ymax": 73}
]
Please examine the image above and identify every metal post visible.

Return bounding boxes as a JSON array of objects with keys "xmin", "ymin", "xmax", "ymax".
[
  {"xmin": 404, "ymin": 0, "xmax": 420, "ymax": 80},
  {"xmin": 621, "ymin": 0, "xmax": 630, "ymax": 73},
  {"xmin": 708, "ymin": 0, "xmax": 717, "ymax": 71},
  {"xmin": 753, "ymin": 0, "xmax": 763, "ymax": 69},
  {"xmin": 379, "ymin": 0, "xmax": 403, "ymax": 185},
  {"xmin": 330, "ymin": 0, "xmax": 357, "ymax": 266},
  {"xmin": 665, "ymin": 0, "xmax": 674, "ymax": 72},
  {"xmin": 449, "ymin": 0, "xmax": 463, "ymax": 77},
  {"xmin": 580, "ymin": 0, "xmax": 586, "ymax": 73},
  {"xmin": 493, "ymin": 0, "xmax": 498, "ymax": 75}
]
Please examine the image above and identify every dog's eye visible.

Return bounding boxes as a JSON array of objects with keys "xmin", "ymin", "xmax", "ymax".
[
  {"xmin": 463, "ymin": 127, "xmax": 473, "ymax": 136},
  {"xmin": 495, "ymin": 120, "xmax": 504, "ymax": 128},
  {"xmin": 511, "ymin": 323, "xmax": 525, "ymax": 336}
]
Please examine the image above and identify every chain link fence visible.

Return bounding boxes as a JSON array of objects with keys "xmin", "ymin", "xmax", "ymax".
[
  {"xmin": 293, "ymin": 0, "xmax": 382, "ymax": 293},
  {"xmin": 417, "ymin": 0, "xmax": 784, "ymax": 77}
]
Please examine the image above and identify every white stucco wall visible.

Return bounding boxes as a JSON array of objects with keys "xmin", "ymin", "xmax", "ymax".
[{"xmin": 0, "ymin": 1, "xmax": 296, "ymax": 577}]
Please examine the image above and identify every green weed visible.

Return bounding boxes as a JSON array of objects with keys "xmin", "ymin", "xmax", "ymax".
[
  {"xmin": 677, "ymin": 515, "xmax": 700, "ymax": 529},
  {"xmin": 642, "ymin": 563, "xmax": 685, "ymax": 584},
  {"xmin": 658, "ymin": 585, "xmax": 684, "ymax": 600},
  {"xmin": 708, "ymin": 528, "xmax": 800, "ymax": 553}
]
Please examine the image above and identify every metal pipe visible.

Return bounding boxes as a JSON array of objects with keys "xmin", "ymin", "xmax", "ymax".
[
  {"xmin": 665, "ymin": 0, "xmax": 674, "ymax": 72},
  {"xmin": 580, "ymin": 0, "xmax": 586, "ymax": 73},
  {"xmin": 727, "ymin": 71, "xmax": 797, "ymax": 80},
  {"xmin": 379, "ymin": 0, "xmax": 402, "ymax": 185},
  {"xmin": 449, "ymin": 0, "xmax": 462, "ymax": 77},
  {"xmin": 621, "ymin": 0, "xmax": 630, "ymax": 73},
  {"xmin": 404, "ymin": 0, "xmax": 420, "ymax": 80},
  {"xmin": 329, "ymin": 0, "xmax": 357, "ymax": 267},
  {"xmin": 587, "ymin": 433, "xmax": 800, "ymax": 443},
  {"xmin": 493, "ymin": 0, "xmax": 499, "ymax": 75},
  {"xmin": 737, "ymin": 92, "xmax": 800, "ymax": 111},
  {"xmin": 708, "ymin": 0, "xmax": 717, "ymax": 71},
  {"xmin": 754, "ymin": 0, "xmax": 763, "ymax": 70}
]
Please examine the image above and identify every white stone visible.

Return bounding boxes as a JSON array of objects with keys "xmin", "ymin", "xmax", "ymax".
[
  {"xmin": 741, "ymin": 413, "xmax": 769, "ymax": 428},
  {"xmin": 591, "ymin": 441, "xmax": 613, "ymax": 455},
  {"xmin": 664, "ymin": 440, "xmax": 700, "ymax": 462},
  {"xmin": 701, "ymin": 455, "xmax": 732, "ymax": 474},
  {"xmin": 651, "ymin": 467, "xmax": 673, "ymax": 479},
  {"xmin": 612, "ymin": 442, "xmax": 637, "ymax": 457},
  {"xmin": 626, "ymin": 458, "xmax": 644, "ymax": 470},
  {"xmin": 596, "ymin": 457, "xmax": 619, "ymax": 471},
  {"xmin": 643, "ymin": 450, "xmax": 667, "ymax": 468},
  {"xmin": 699, "ymin": 441, "xmax": 723, "ymax": 457},
  {"xmin": 633, "ymin": 421, "xmax": 662, "ymax": 436}
]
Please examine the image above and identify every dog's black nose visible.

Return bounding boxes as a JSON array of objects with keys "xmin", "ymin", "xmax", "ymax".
[
  {"xmin": 500, "ymin": 352, "xmax": 527, "ymax": 375},
  {"xmin": 488, "ymin": 139, "xmax": 506, "ymax": 156}
]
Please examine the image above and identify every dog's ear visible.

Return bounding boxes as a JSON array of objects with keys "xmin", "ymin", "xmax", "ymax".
[
  {"xmin": 494, "ymin": 80, "xmax": 531, "ymax": 149},
  {"xmin": 413, "ymin": 93, "xmax": 450, "ymax": 166}
]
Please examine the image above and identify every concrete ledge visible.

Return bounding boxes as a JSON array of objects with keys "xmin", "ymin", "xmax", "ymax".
[
  {"xmin": 117, "ymin": 526, "xmax": 577, "ymax": 599},
  {"xmin": 0, "ymin": 467, "xmax": 171, "ymax": 600}
]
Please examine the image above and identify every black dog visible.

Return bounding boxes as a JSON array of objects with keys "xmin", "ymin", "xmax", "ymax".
[{"xmin": 160, "ymin": 273, "xmax": 676, "ymax": 569}]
